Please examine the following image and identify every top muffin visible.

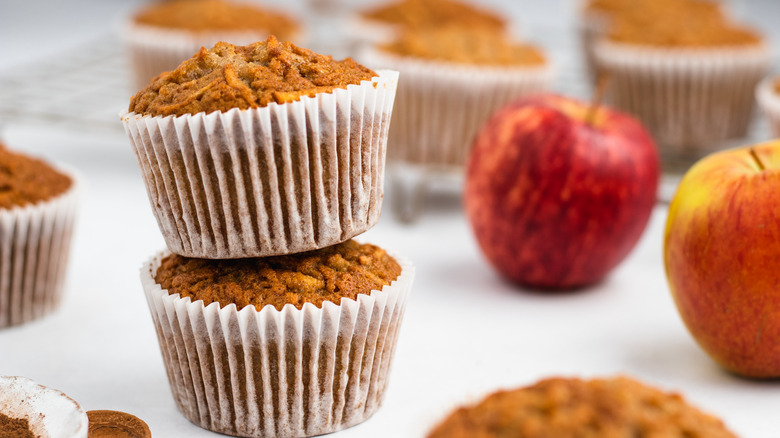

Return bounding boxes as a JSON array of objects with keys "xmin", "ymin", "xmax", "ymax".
[
  {"xmin": 133, "ymin": 0, "xmax": 299, "ymax": 39},
  {"xmin": 0, "ymin": 144, "xmax": 72, "ymax": 209},
  {"xmin": 129, "ymin": 36, "xmax": 378, "ymax": 117},
  {"xmin": 361, "ymin": 0, "xmax": 505, "ymax": 31}
]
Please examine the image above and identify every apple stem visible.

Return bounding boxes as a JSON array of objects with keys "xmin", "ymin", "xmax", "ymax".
[
  {"xmin": 586, "ymin": 73, "xmax": 610, "ymax": 126},
  {"xmin": 749, "ymin": 147, "xmax": 765, "ymax": 171}
]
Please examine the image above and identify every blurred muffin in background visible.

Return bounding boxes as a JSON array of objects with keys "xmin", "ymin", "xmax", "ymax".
[
  {"xmin": 0, "ymin": 143, "xmax": 79, "ymax": 328},
  {"xmin": 427, "ymin": 376, "xmax": 737, "ymax": 438},
  {"xmin": 591, "ymin": 2, "xmax": 768, "ymax": 172},
  {"xmin": 359, "ymin": 25, "xmax": 551, "ymax": 220},
  {"xmin": 755, "ymin": 76, "xmax": 780, "ymax": 138},
  {"xmin": 578, "ymin": 0, "xmax": 725, "ymax": 82},
  {"xmin": 349, "ymin": 0, "xmax": 506, "ymax": 48},
  {"xmin": 123, "ymin": 0, "xmax": 301, "ymax": 89}
]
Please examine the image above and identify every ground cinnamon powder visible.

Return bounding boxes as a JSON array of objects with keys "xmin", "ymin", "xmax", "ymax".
[
  {"xmin": 0, "ymin": 412, "xmax": 35, "ymax": 438},
  {"xmin": 0, "ymin": 144, "xmax": 72, "ymax": 209},
  {"xmin": 155, "ymin": 240, "xmax": 402, "ymax": 311},
  {"xmin": 129, "ymin": 36, "xmax": 377, "ymax": 116}
]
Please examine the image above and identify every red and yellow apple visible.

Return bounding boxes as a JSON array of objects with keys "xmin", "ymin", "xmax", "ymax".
[
  {"xmin": 465, "ymin": 94, "xmax": 659, "ymax": 289},
  {"xmin": 665, "ymin": 141, "xmax": 780, "ymax": 378}
]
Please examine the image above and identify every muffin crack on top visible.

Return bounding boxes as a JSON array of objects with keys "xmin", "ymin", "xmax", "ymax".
[{"xmin": 129, "ymin": 36, "xmax": 378, "ymax": 116}]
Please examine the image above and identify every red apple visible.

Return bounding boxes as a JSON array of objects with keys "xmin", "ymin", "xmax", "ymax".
[
  {"xmin": 664, "ymin": 141, "xmax": 780, "ymax": 378},
  {"xmin": 465, "ymin": 94, "xmax": 659, "ymax": 289}
]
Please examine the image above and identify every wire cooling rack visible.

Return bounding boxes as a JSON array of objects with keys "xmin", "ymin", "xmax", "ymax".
[{"xmin": 0, "ymin": 34, "xmax": 133, "ymax": 135}]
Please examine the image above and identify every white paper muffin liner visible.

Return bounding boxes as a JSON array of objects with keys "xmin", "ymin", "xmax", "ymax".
[
  {"xmin": 360, "ymin": 50, "xmax": 552, "ymax": 168},
  {"xmin": 594, "ymin": 40, "xmax": 770, "ymax": 161},
  {"xmin": 0, "ymin": 376, "xmax": 88, "ymax": 438},
  {"xmin": 123, "ymin": 22, "xmax": 303, "ymax": 90},
  {"xmin": 756, "ymin": 75, "xmax": 780, "ymax": 138},
  {"xmin": 140, "ymin": 246, "xmax": 414, "ymax": 437},
  {"xmin": 0, "ymin": 169, "xmax": 79, "ymax": 328},
  {"xmin": 122, "ymin": 70, "xmax": 398, "ymax": 259}
]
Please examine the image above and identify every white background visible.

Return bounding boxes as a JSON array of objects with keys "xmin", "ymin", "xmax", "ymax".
[{"xmin": 1, "ymin": 0, "xmax": 780, "ymax": 437}]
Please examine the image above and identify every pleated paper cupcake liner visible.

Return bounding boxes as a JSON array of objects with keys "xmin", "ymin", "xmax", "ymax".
[
  {"xmin": 0, "ymin": 376, "xmax": 88, "ymax": 438},
  {"xmin": 140, "ymin": 247, "xmax": 414, "ymax": 438},
  {"xmin": 0, "ymin": 169, "xmax": 79, "ymax": 328},
  {"xmin": 756, "ymin": 76, "xmax": 780, "ymax": 138},
  {"xmin": 122, "ymin": 70, "xmax": 398, "ymax": 259},
  {"xmin": 122, "ymin": 22, "xmax": 303, "ymax": 90},
  {"xmin": 594, "ymin": 41, "xmax": 770, "ymax": 167},
  {"xmin": 360, "ymin": 50, "xmax": 553, "ymax": 168}
]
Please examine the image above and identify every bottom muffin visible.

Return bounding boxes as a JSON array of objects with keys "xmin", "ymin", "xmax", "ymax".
[
  {"xmin": 140, "ymin": 240, "xmax": 414, "ymax": 437},
  {"xmin": 427, "ymin": 376, "xmax": 736, "ymax": 438}
]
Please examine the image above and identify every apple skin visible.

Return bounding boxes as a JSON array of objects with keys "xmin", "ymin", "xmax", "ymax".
[
  {"xmin": 465, "ymin": 94, "xmax": 659, "ymax": 289},
  {"xmin": 665, "ymin": 141, "xmax": 780, "ymax": 378}
]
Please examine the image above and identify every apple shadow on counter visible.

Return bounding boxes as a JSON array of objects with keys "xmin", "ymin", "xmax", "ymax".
[{"xmin": 624, "ymin": 335, "xmax": 780, "ymax": 385}]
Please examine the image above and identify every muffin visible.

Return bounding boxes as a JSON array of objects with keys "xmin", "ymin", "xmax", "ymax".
[
  {"xmin": 427, "ymin": 376, "xmax": 736, "ymax": 437},
  {"xmin": 361, "ymin": 26, "xmax": 551, "ymax": 169},
  {"xmin": 0, "ymin": 144, "xmax": 79, "ymax": 328},
  {"xmin": 122, "ymin": 37, "xmax": 399, "ymax": 259},
  {"xmin": 124, "ymin": 0, "xmax": 302, "ymax": 89},
  {"xmin": 592, "ymin": 7, "xmax": 769, "ymax": 171},
  {"xmin": 578, "ymin": 0, "xmax": 725, "ymax": 82},
  {"xmin": 0, "ymin": 376, "xmax": 89, "ymax": 438},
  {"xmin": 141, "ymin": 239, "xmax": 414, "ymax": 437},
  {"xmin": 756, "ymin": 76, "xmax": 780, "ymax": 138},
  {"xmin": 350, "ymin": 0, "xmax": 506, "ymax": 48}
]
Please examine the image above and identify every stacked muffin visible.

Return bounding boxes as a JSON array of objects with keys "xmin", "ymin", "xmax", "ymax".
[
  {"xmin": 121, "ymin": 36, "xmax": 414, "ymax": 437},
  {"xmin": 582, "ymin": 0, "xmax": 770, "ymax": 171},
  {"xmin": 124, "ymin": 0, "xmax": 301, "ymax": 90}
]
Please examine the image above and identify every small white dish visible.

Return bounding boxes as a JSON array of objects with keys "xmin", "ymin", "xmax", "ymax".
[{"xmin": 0, "ymin": 376, "xmax": 88, "ymax": 438}]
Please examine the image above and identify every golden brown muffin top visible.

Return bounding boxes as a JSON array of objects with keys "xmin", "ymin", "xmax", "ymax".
[
  {"xmin": 129, "ymin": 37, "xmax": 377, "ymax": 117},
  {"xmin": 380, "ymin": 26, "xmax": 545, "ymax": 66},
  {"xmin": 591, "ymin": 0, "xmax": 761, "ymax": 47},
  {"xmin": 608, "ymin": 13, "xmax": 761, "ymax": 47},
  {"xmin": 0, "ymin": 144, "xmax": 72, "ymax": 209},
  {"xmin": 427, "ymin": 376, "xmax": 736, "ymax": 438},
  {"xmin": 155, "ymin": 240, "xmax": 402, "ymax": 311},
  {"xmin": 133, "ymin": 0, "xmax": 299, "ymax": 38},
  {"xmin": 362, "ymin": 0, "xmax": 505, "ymax": 31}
]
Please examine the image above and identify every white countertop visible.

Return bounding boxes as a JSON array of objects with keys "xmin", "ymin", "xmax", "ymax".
[{"xmin": 1, "ymin": 1, "xmax": 780, "ymax": 437}]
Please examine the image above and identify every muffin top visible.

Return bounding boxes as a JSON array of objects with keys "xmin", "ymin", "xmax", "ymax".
[
  {"xmin": 154, "ymin": 240, "xmax": 402, "ymax": 311},
  {"xmin": 0, "ymin": 144, "xmax": 72, "ymax": 209},
  {"xmin": 427, "ymin": 376, "xmax": 736, "ymax": 438},
  {"xmin": 362, "ymin": 0, "xmax": 505, "ymax": 31},
  {"xmin": 608, "ymin": 14, "xmax": 762, "ymax": 47},
  {"xmin": 380, "ymin": 27, "xmax": 545, "ymax": 66},
  {"xmin": 129, "ymin": 37, "xmax": 377, "ymax": 117},
  {"xmin": 592, "ymin": 0, "xmax": 761, "ymax": 47},
  {"xmin": 133, "ymin": 0, "xmax": 299, "ymax": 38}
]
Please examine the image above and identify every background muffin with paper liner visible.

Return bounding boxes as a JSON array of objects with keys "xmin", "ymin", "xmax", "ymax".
[
  {"xmin": 141, "ymin": 239, "xmax": 414, "ymax": 437},
  {"xmin": 426, "ymin": 376, "xmax": 737, "ymax": 438},
  {"xmin": 122, "ymin": 36, "xmax": 399, "ymax": 259},
  {"xmin": 591, "ymin": 3, "xmax": 770, "ymax": 172},
  {"xmin": 123, "ymin": 0, "xmax": 302, "ymax": 90},
  {"xmin": 577, "ymin": 0, "xmax": 725, "ymax": 83},
  {"xmin": 756, "ymin": 76, "xmax": 780, "ymax": 138},
  {"xmin": 358, "ymin": 24, "xmax": 552, "ymax": 220},
  {"xmin": 0, "ymin": 143, "xmax": 79, "ymax": 328}
]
